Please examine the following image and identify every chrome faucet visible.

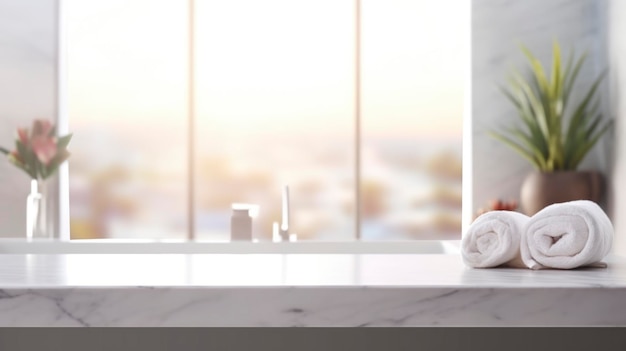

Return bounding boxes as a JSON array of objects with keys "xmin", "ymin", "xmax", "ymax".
[{"xmin": 279, "ymin": 185, "xmax": 290, "ymax": 241}]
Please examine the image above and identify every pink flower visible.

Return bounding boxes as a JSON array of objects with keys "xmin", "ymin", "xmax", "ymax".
[
  {"xmin": 17, "ymin": 128, "xmax": 29, "ymax": 145},
  {"xmin": 31, "ymin": 119, "xmax": 53, "ymax": 138},
  {"xmin": 20, "ymin": 119, "xmax": 58, "ymax": 165},
  {"xmin": 2, "ymin": 118, "xmax": 71, "ymax": 180},
  {"xmin": 31, "ymin": 135, "xmax": 57, "ymax": 165}
]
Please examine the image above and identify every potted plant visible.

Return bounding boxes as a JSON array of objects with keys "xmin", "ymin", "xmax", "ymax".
[
  {"xmin": 490, "ymin": 42, "xmax": 612, "ymax": 215},
  {"xmin": 0, "ymin": 119, "xmax": 72, "ymax": 238}
]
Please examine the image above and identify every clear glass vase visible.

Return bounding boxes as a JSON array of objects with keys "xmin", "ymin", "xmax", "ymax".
[{"xmin": 26, "ymin": 179, "xmax": 48, "ymax": 239}]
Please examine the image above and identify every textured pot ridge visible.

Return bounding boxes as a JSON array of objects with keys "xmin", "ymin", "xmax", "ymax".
[{"xmin": 520, "ymin": 170, "xmax": 603, "ymax": 216}]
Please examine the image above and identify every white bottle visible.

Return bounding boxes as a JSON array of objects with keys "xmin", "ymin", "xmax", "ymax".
[{"xmin": 231, "ymin": 208, "xmax": 252, "ymax": 241}]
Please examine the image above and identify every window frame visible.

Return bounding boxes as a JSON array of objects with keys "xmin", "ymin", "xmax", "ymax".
[{"xmin": 53, "ymin": 0, "xmax": 472, "ymax": 244}]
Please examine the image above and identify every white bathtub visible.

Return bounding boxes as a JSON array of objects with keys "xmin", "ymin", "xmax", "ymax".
[{"xmin": 0, "ymin": 239, "xmax": 460, "ymax": 254}]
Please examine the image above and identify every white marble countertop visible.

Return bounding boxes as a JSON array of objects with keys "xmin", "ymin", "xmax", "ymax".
[
  {"xmin": 1, "ymin": 253, "xmax": 625, "ymax": 288},
  {"xmin": 0, "ymin": 254, "xmax": 625, "ymax": 326}
]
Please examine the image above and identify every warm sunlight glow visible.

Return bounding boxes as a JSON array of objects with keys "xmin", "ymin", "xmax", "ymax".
[
  {"xmin": 66, "ymin": 0, "xmax": 467, "ymax": 240},
  {"xmin": 68, "ymin": 0, "xmax": 463, "ymax": 135}
]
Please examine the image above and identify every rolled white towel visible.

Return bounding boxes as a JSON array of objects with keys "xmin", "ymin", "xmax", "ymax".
[
  {"xmin": 462, "ymin": 211, "xmax": 530, "ymax": 268},
  {"xmin": 521, "ymin": 200, "xmax": 613, "ymax": 270}
]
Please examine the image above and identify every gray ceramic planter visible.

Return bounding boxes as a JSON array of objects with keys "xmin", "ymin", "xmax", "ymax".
[{"xmin": 520, "ymin": 171, "xmax": 603, "ymax": 216}]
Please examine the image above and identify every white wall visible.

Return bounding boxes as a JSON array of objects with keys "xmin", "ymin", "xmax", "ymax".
[
  {"xmin": 608, "ymin": 0, "xmax": 626, "ymax": 255},
  {"xmin": 0, "ymin": 0, "xmax": 57, "ymax": 237},
  {"xmin": 471, "ymin": 0, "xmax": 611, "ymax": 214}
]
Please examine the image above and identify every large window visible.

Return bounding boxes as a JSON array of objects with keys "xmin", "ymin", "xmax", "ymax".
[{"xmin": 66, "ymin": 0, "xmax": 466, "ymax": 241}]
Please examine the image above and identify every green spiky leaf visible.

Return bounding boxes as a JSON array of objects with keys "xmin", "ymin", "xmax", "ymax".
[{"xmin": 490, "ymin": 42, "xmax": 611, "ymax": 172}]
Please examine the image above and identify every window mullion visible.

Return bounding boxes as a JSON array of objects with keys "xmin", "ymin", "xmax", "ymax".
[
  {"xmin": 354, "ymin": 0, "xmax": 362, "ymax": 240},
  {"xmin": 187, "ymin": 0, "xmax": 196, "ymax": 241}
]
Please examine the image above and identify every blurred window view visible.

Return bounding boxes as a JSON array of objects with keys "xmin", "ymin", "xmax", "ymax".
[{"xmin": 66, "ymin": 0, "xmax": 465, "ymax": 240}]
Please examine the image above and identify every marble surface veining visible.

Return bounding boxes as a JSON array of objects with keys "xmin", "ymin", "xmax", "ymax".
[{"xmin": 0, "ymin": 254, "xmax": 625, "ymax": 326}]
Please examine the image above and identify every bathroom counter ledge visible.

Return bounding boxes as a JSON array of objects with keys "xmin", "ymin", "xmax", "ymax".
[{"xmin": 0, "ymin": 254, "xmax": 624, "ymax": 326}]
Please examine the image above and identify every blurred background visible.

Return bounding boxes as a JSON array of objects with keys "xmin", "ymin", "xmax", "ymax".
[
  {"xmin": 64, "ymin": 0, "xmax": 464, "ymax": 241},
  {"xmin": 0, "ymin": 0, "xmax": 623, "ymax": 248}
]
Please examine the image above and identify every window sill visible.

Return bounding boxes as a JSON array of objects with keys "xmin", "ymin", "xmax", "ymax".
[{"xmin": 0, "ymin": 238, "xmax": 460, "ymax": 254}]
